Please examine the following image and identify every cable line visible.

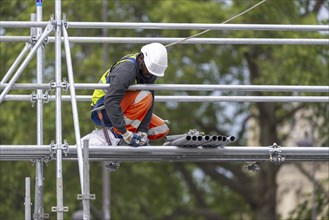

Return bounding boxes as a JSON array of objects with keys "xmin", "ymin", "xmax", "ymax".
[{"xmin": 165, "ymin": 0, "xmax": 267, "ymax": 47}]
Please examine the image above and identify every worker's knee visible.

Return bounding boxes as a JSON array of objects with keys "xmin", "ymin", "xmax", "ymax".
[
  {"xmin": 148, "ymin": 123, "xmax": 169, "ymax": 140},
  {"xmin": 161, "ymin": 124, "xmax": 170, "ymax": 138}
]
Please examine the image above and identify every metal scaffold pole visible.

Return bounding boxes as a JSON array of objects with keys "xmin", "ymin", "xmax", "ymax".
[
  {"xmin": 3, "ymin": 94, "xmax": 328, "ymax": 103},
  {"xmin": 1, "ymin": 22, "xmax": 328, "ymax": 32},
  {"xmin": 1, "ymin": 83, "xmax": 329, "ymax": 93},
  {"xmin": 101, "ymin": 0, "xmax": 111, "ymax": 218},
  {"xmin": 62, "ymin": 21, "xmax": 85, "ymax": 195},
  {"xmin": 25, "ymin": 177, "xmax": 32, "ymax": 220},
  {"xmin": 53, "ymin": 0, "xmax": 66, "ymax": 219},
  {"xmin": 0, "ymin": 145, "xmax": 328, "ymax": 162},
  {"xmin": 1, "ymin": 36, "xmax": 328, "ymax": 45},
  {"xmin": 82, "ymin": 140, "xmax": 91, "ymax": 219},
  {"xmin": 33, "ymin": 1, "xmax": 46, "ymax": 219}
]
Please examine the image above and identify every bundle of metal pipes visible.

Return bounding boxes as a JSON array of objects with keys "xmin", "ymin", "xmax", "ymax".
[{"xmin": 164, "ymin": 129, "xmax": 236, "ymax": 147}]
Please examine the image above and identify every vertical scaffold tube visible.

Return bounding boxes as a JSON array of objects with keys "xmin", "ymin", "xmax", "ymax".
[
  {"xmin": 62, "ymin": 26, "xmax": 84, "ymax": 194},
  {"xmin": 34, "ymin": 1, "xmax": 45, "ymax": 219},
  {"xmin": 83, "ymin": 140, "xmax": 91, "ymax": 219},
  {"xmin": 25, "ymin": 177, "xmax": 31, "ymax": 220},
  {"xmin": 101, "ymin": 0, "xmax": 111, "ymax": 218},
  {"xmin": 55, "ymin": 0, "xmax": 64, "ymax": 219}
]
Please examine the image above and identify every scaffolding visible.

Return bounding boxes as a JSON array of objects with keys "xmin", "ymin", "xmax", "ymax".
[{"xmin": 1, "ymin": 0, "xmax": 329, "ymax": 220}]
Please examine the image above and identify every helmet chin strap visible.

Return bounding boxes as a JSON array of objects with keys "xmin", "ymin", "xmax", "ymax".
[
  {"xmin": 142, "ymin": 65, "xmax": 152, "ymax": 79},
  {"xmin": 138, "ymin": 55, "xmax": 152, "ymax": 79}
]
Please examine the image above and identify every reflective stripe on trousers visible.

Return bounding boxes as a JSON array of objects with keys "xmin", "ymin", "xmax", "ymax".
[{"xmin": 113, "ymin": 90, "xmax": 169, "ymax": 140}]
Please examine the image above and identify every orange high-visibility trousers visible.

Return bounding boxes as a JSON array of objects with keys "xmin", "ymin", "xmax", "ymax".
[{"xmin": 113, "ymin": 90, "xmax": 169, "ymax": 140}]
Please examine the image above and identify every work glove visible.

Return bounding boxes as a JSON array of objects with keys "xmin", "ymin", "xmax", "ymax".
[
  {"xmin": 137, "ymin": 131, "xmax": 149, "ymax": 146},
  {"xmin": 122, "ymin": 131, "xmax": 141, "ymax": 147}
]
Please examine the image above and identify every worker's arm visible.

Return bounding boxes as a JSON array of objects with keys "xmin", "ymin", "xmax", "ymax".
[
  {"xmin": 136, "ymin": 74, "xmax": 157, "ymax": 133},
  {"xmin": 104, "ymin": 65, "xmax": 135, "ymax": 134},
  {"xmin": 137, "ymin": 91, "xmax": 154, "ymax": 133}
]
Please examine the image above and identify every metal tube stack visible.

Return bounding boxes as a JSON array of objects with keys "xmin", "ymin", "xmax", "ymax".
[{"xmin": 164, "ymin": 130, "xmax": 236, "ymax": 147}]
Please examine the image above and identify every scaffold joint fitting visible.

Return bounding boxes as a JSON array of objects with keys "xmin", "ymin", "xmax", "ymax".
[
  {"xmin": 244, "ymin": 161, "xmax": 260, "ymax": 173},
  {"xmin": 49, "ymin": 78, "xmax": 69, "ymax": 92},
  {"xmin": 33, "ymin": 213, "xmax": 49, "ymax": 219},
  {"xmin": 50, "ymin": 140, "xmax": 69, "ymax": 156},
  {"xmin": 77, "ymin": 193, "xmax": 96, "ymax": 201},
  {"xmin": 62, "ymin": 78, "xmax": 69, "ymax": 92},
  {"xmin": 269, "ymin": 143, "xmax": 285, "ymax": 164},
  {"xmin": 30, "ymin": 29, "xmax": 49, "ymax": 46},
  {"xmin": 105, "ymin": 161, "xmax": 120, "ymax": 172},
  {"xmin": 30, "ymin": 32, "xmax": 38, "ymax": 45},
  {"xmin": 62, "ymin": 13, "xmax": 68, "ymax": 29},
  {"xmin": 51, "ymin": 206, "xmax": 68, "ymax": 212},
  {"xmin": 31, "ymin": 91, "xmax": 49, "ymax": 106}
]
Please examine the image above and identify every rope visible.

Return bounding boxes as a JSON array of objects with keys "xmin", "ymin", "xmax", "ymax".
[{"xmin": 165, "ymin": 0, "xmax": 267, "ymax": 48}]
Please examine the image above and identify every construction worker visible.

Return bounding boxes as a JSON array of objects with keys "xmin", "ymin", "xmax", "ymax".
[{"xmin": 90, "ymin": 42, "xmax": 169, "ymax": 146}]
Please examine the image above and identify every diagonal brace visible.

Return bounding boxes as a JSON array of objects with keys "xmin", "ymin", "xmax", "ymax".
[{"xmin": 0, "ymin": 21, "xmax": 54, "ymax": 104}]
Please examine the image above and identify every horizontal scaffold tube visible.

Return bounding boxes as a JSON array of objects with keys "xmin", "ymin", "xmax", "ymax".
[
  {"xmin": 3, "ymin": 95, "xmax": 329, "ymax": 103},
  {"xmin": 1, "ymin": 36, "xmax": 328, "ymax": 45},
  {"xmin": 1, "ymin": 83, "xmax": 329, "ymax": 93},
  {"xmin": 0, "ymin": 145, "xmax": 328, "ymax": 162},
  {"xmin": 1, "ymin": 22, "xmax": 327, "ymax": 31}
]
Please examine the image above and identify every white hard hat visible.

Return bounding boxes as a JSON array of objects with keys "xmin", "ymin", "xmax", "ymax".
[{"xmin": 141, "ymin": 43, "xmax": 168, "ymax": 77}]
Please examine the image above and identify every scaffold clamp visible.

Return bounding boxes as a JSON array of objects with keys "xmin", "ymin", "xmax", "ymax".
[
  {"xmin": 244, "ymin": 161, "xmax": 260, "ymax": 173},
  {"xmin": 33, "ymin": 213, "xmax": 49, "ymax": 219},
  {"xmin": 62, "ymin": 78, "xmax": 69, "ymax": 92},
  {"xmin": 30, "ymin": 91, "xmax": 49, "ymax": 107},
  {"xmin": 50, "ymin": 140, "xmax": 69, "ymax": 156},
  {"xmin": 63, "ymin": 13, "xmax": 68, "ymax": 29},
  {"xmin": 63, "ymin": 139, "xmax": 69, "ymax": 156},
  {"xmin": 31, "ymin": 158, "xmax": 48, "ymax": 167},
  {"xmin": 30, "ymin": 31, "xmax": 38, "ymax": 45},
  {"xmin": 105, "ymin": 161, "xmax": 120, "ymax": 172},
  {"xmin": 77, "ymin": 193, "xmax": 96, "ymax": 201},
  {"xmin": 50, "ymin": 141, "xmax": 55, "ymax": 157},
  {"xmin": 51, "ymin": 206, "xmax": 69, "ymax": 212},
  {"xmin": 50, "ymin": 14, "xmax": 61, "ymax": 29},
  {"xmin": 42, "ymin": 152, "xmax": 54, "ymax": 165},
  {"xmin": 49, "ymin": 78, "xmax": 69, "ymax": 92},
  {"xmin": 30, "ymin": 20, "xmax": 52, "ymax": 46},
  {"xmin": 50, "ymin": 14, "xmax": 55, "ymax": 25},
  {"xmin": 269, "ymin": 143, "xmax": 285, "ymax": 164},
  {"xmin": 43, "ymin": 21, "xmax": 54, "ymax": 44}
]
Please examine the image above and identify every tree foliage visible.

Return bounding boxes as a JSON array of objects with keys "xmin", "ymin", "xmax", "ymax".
[{"xmin": 1, "ymin": 0, "xmax": 328, "ymax": 220}]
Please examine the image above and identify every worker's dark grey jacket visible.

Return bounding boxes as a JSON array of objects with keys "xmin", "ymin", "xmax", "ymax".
[{"xmin": 104, "ymin": 54, "xmax": 157, "ymax": 134}]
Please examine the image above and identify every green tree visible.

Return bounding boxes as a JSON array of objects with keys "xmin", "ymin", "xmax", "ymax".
[{"xmin": 148, "ymin": 0, "xmax": 328, "ymax": 219}]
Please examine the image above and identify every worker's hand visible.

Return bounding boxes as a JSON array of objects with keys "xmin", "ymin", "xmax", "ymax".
[
  {"xmin": 137, "ymin": 131, "xmax": 147, "ymax": 138},
  {"xmin": 137, "ymin": 131, "xmax": 149, "ymax": 146},
  {"xmin": 122, "ymin": 131, "xmax": 141, "ymax": 147}
]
